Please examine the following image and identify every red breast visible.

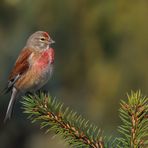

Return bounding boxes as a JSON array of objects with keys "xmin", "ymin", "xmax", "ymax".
[
  {"xmin": 48, "ymin": 48, "xmax": 54, "ymax": 64},
  {"xmin": 37, "ymin": 48, "xmax": 55, "ymax": 68}
]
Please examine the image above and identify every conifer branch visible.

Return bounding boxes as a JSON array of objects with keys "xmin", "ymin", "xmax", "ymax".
[
  {"xmin": 21, "ymin": 91, "xmax": 148, "ymax": 148},
  {"xmin": 118, "ymin": 91, "xmax": 148, "ymax": 148},
  {"xmin": 21, "ymin": 93, "xmax": 106, "ymax": 148}
]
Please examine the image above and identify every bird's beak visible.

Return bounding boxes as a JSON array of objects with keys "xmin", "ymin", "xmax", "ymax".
[{"xmin": 50, "ymin": 39, "xmax": 55, "ymax": 44}]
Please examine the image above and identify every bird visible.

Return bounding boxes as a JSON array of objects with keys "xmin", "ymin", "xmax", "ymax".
[{"xmin": 3, "ymin": 31, "xmax": 55, "ymax": 122}]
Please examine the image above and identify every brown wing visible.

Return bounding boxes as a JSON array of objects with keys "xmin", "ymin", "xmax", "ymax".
[{"xmin": 8, "ymin": 48, "xmax": 32, "ymax": 85}]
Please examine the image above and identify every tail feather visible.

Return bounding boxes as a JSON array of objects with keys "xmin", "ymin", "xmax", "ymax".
[{"xmin": 4, "ymin": 87, "xmax": 18, "ymax": 123}]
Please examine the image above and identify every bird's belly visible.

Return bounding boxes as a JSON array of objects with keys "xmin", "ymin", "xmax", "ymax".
[
  {"xmin": 15, "ymin": 63, "xmax": 53, "ymax": 92},
  {"xmin": 33, "ymin": 64, "xmax": 53, "ymax": 90}
]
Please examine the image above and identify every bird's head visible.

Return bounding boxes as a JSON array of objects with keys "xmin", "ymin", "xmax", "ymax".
[{"xmin": 26, "ymin": 31, "xmax": 55, "ymax": 51}]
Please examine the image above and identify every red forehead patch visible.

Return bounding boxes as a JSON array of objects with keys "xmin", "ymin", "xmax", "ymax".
[{"xmin": 43, "ymin": 32, "xmax": 49, "ymax": 38}]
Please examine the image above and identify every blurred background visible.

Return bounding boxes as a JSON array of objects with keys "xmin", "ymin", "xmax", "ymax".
[{"xmin": 0, "ymin": 0, "xmax": 148, "ymax": 148}]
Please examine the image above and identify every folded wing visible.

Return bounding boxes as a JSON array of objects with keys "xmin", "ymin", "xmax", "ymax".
[{"xmin": 6, "ymin": 48, "xmax": 32, "ymax": 92}]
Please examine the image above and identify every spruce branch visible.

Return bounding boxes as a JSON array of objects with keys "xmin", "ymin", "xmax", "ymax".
[
  {"xmin": 21, "ymin": 91, "xmax": 148, "ymax": 148},
  {"xmin": 118, "ymin": 91, "xmax": 148, "ymax": 148},
  {"xmin": 21, "ymin": 92, "xmax": 107, "ymax": 148}
]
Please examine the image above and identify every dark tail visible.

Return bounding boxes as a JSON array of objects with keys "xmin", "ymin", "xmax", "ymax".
[{"xmin": 4, "ymin": 87, "xmax": 18, "ymax": 123}]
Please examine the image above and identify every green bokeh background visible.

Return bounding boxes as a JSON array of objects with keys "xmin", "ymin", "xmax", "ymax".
[{"xmin": 0, "ymin": 0, "xmax": 148, "ymax": 148}]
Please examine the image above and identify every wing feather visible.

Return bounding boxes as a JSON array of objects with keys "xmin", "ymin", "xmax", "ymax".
[{"xmin": 7, "ymin": 48, "xmax": 32, "ymax": 89}]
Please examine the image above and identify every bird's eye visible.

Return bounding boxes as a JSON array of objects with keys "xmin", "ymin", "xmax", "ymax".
[{"xmin": 40, "ymin": 38, "xmax": 45, "ymax": 41}]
